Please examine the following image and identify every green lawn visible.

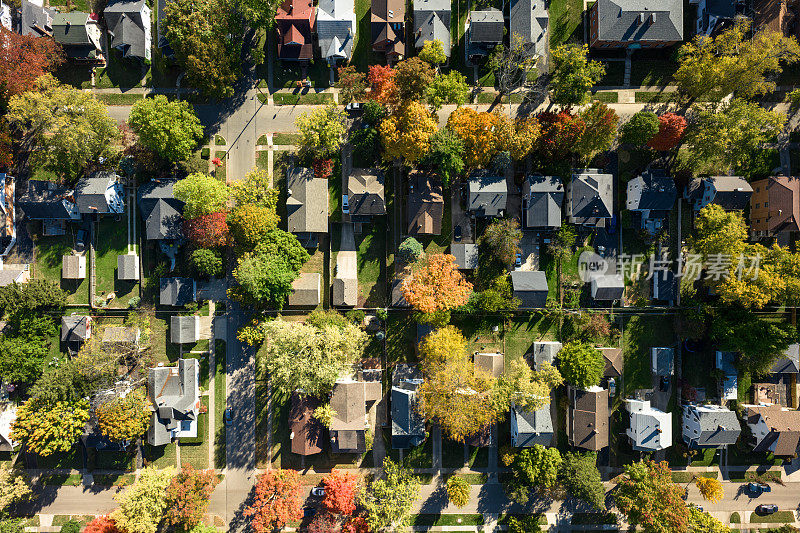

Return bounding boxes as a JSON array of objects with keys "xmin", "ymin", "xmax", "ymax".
[
  {"xmin": 410, "ymin": 515, "xmax": 484, "ymax": 526},
  {"xmin": 93, "ymin": 473, "xmax": 135, "ymax": 486},
  {"xmin": 386, "ymin": 311, "xmax": 416, "ymax": 365},
  {"xmin": 94, "ymin": 93, "xmax": 144, "ymax": 105},
  {"xmin": 549, "ymin": 0, "xmax": 584, "ymax": 46},
  {"xmin": 749, "ymin": 510, "xmax": 795, "ymax": 524},
  {"xmin": 51, "ymin": 515, "xmax": 93, "ymax": 527},
  {"xmin": 143, "ymin": 442, "xmax": 177, "ymax": 469},
  {"xmin": 504, "ymin": 315, "xmax": 560, "ymax": 364},
  {"xmin": 356, "ymin": 220, "xmax": 387, "ymax": 308},
  {"xmin": 630, "ymin": 60, "xmax": 678, "ymax": 87},
  {"xmin": 93, "ymin": 46, "xmax": 147, "ymax": 89},
  {"xmin": 671, "ymin": 471, "xmax": 717, "ymax": 483},
  {"xmin": 622, "ymin": 315, "xmax": 676, "ymax": 395},
  {"xmin": 33, "ymin": 232, "xmax": 89, "ymax": 305},
  {"xmin": 273, "ymin": 133, "xmax": 301, "ymax": 145},
  {"xmin": 390, "ymin": 436, "xmax": 432, "ymax": 468},
  {"xmin": 214, "ymin": 340, "xmax": 226, "ymax": 470},
  {"xmin": 35, "ymin": 448, "xmax": 82, "ymax": 470},
  {"xmin": 598, "ymin": 62, "xmax": 625, "ymax": 86},
  {"xmin": 88, "ymin": 449, "xmax": 136, "ymax": 471},
  {"xmin": 95, "ymin": 216, "xmax": 139, "ymax": 308},
  {"xmin": 272, "ymin": 92, "xmax": 335, "ymax": 106},
  {"xmin": 39, "ymin": 474, "xmax": 82, "ymax": 486},
  {"xmin": 267, "ymin": 40, "xmax": 331, "ymax": 88}
]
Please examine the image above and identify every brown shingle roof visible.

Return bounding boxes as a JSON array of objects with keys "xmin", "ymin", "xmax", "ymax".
[
  {"xmin": 568, "ymin": 387, "xmax": 609, "ymax": 451},
  {"xmin": 600, "ymin": 347, "xmax": 623, "ymax": 378},
  {"xmin": 407, "ymin": 171, "xmax": 444, "ymax": 235},
  {"xmin": 746, "ymin": 405, "xmax": 800, "ymax": 456},
  {"xmin": 290, "ymin": 392, "xmax": 324, "ymax": 455}
]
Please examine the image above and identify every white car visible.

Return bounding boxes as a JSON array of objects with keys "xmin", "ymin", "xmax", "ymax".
[
  {"xmin": 311, "ymin": 487, "xmax": 325, "ymax": 497},
  {"xmin": 342, "ymin": 194, "xmax": 350, "ymax": 214}
]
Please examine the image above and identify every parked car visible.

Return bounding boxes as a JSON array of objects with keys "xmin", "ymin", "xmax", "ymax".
[
  {"xmin": 454, "ymin": 225, "xmax": 462, "ymax": 242},
  {"xmin": 607, "ymin": 215, "xmax": 617, "ymax": 234},
  {"xmin": 76, "ymin": 229, "xmax": 87, "ymax": 252},
  {"xmin": 310, "ymin": 487, "xmax": 325, "ymax": 497},
  {"xmin": 345, "ymin": 102, "xmax": 363, "ymax": 116},
  {"xmin": 659, "ymin": 375, "xmax": 670, "ymax": 391},
  {"xmin": 748, "ymin": 483, "xmax": 771, "ymax": 496},
  {"xmin": 224, "ymin": 408, "xmax": 232, "ymax": 426},
  {"xmin": 342, "ymin": 194, "xmax": 350, "ymax": 214},
  {"xmin": 515, "ymin": 253, "xmax": 523, "ymax": 268},
  {"xmin": 756, "ymin": 504, "xmax": 778, "ymax": 515}
]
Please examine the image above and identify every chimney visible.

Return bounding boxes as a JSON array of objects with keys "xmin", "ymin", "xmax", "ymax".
[
  {"xmin": 638, "ymin": 12, "xmax": 645, "ymax": 23},
  {"xmin": 288, "ymin": 188, "xmax": 293, "ymax": 196},
  {"xmin": 650, "ymin": 13, "xmax": 656, "ymax": 23}
]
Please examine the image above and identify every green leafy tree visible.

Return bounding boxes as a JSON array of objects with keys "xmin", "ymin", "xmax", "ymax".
[
  {"xmin": 230, "ymin": 169, "xmax": 279, "ymax": 209},
  {"xmin": 688, "ymin": 507, "xmax": 731, "ymax": 533},
  {"xmin": 426, "ymin": 71, "xmax": 470, "ymax": 110},
  {"xmin": 684, "ymin": 98, "xmax": 785, "ymax": 174},
  {"xmin": 675, "ymin": 18, "xmax": 800, "ymax": 100},
  {"xmin": 615, "ymin": 461, "xmax": 689, "ymax": 533},
  {"xmin": 173, "ymin": 173, "xmax": 229, "ymax": 219},
  {"xmin": 95, "ymin": 388, "xmax": 151, "ymax": 443},
  {"xmin": 497, "ymin": 360, "xmax": 562, "ymax": 412},
  {"xmin": 191, "ymin": 248, "xmax": 223, "ymax": 278},
  {"xmin": 163, "ymin": 0, "xmax": 242, "ymax": 97},
  {"xmin": 620, "ymin": 110, "xmax": 660, "ymax": 146},
  {"xmin": 259, "ymin": 319, "xmax": 367, "ymax": 397},
  {"xmin": 575, "ymin": 102, "xmax": 618, "ymax": 160},
  {"xmin": 128, "ymin": 96, "xmax": 203, "ymax": 163},
  {"xmin": 505, "ymin": 445, "xmax": 562, "ymax": 504},
  {"xmin": 358, "ymin": 459, "xmax": 420, "ymax": 532},
  {"xmin": 228, "ymin": 204, "xmax": 280, "ymax": 249},
  {"xmin": 230, "ymin": 254, "xmax": 298, "ymax": 310},
  {"xmin": 420, "ymin": 128, "xmax": 465, "ymax": 186},
  {"xmin": 29, "ymin": 358, "xmax": 94, "ymax": 403},
  {"xmin": 296, "ymin": 104, "xmax": 347, "ymax": 158},
  {"xmin": 560, "ymin": 452, "xmax": 605, "ymax": 510},
  {"xmin": 0, "ymin": 469, "xmax": 32, "ymax": 518},
  {"xmin": 393, "ymin": 57, "xmax": 435, "ymax": 103},
  {"xmin": 236, "ymin": 0, "xmax": 283, "ymax": 28},
  {"xmin": 478, "ymin": 218, "xmax": 522, "ymax": 276},
  {"xmin": 111, "ymin": 466, "xmax": 176, "ymax": 533},
  {"xmin": 470, "ymin": 275, "xmax": 520, "ymax": 312},
  {"xmin": 337, "ymin": 65, "xmax": 368, "ymax": 104},
  {"xmin": 6, "ymin": 75, "xmax": 118, "ymax": 180},
  {"xmin": 398, "ymin": 237, "xmax": 423, "ymax": 264},
  {"xmin": 0, "ymin": 334, "xmax": 51, "ymax": 387},
  {"xmin": 688, "ymin": 204, "xmax": 747, "ymax": 261},
  {"xmin": 558, "ymin": 342, "xmax": 604, "ymax": 389},
  {"xmin": 550, "ymin": 44, "xmax": 605, "ymax": 107},
  {"xmin": 255, "ymin": 229, "xmax": 310, "ymax": 271},
  {"xmin": 11, "ymin": 398, "xmax": 89, "ymax": 456},
  {"xmin": 711, "ymin": 308, "xmax": 796, "ymax": 376},
  {"xmin": 419, "ymin": 39, "xmax": 447, "ymax": 66},
  {"xmin": 165, "ymin": 465, "xmax": 220, "ymax": 530},
  {"xmin": 446, "ymin": 476, "xmax": 470, "ymax": 508}
]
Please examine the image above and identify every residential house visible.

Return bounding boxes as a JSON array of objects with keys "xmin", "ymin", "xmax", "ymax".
[
  {"xmin": 138, "ymin": 179, "xmax": 185, "ymax": 242},
  {"xmin": 290, "ymin": 392, "xmax": 324, "ymax": 455},
  {"xmin": 626, "ymin": 169, "xmax": 676, "ymax": 234},
  {"xmin": 347, "ymin": 169, "xmax": 385, "ymax": 221},
  {"xmin": 753, "ymin": 343, "xmax": 799, "ymax": 407},
  {"xmin": 104, "ymin": 0, "xmax": 151, "ymax": 61},
  {"xmin": 468, "ymin": 170, "xmax": 507, "ymax": 217},
  {"xmin": 413, "ymin": 0, "xmax": 450, "ymax": 58},
  {"xmin": 682, "ymin": 403, "xmax": 741, "ymax": 449},
  {"xmin": 651, "ymin": 347, "xmax": 674, "ymax": 376},
  {"xmin": 75, "ymin": 172, "xmax": 124, "ymax": 215},
  {"xmin": 567, "ymin": 169, "xmax": 613, "ymax": 228},
  {"xmin": 652, "ymin": 270, "xmax": 677, "ymax": 305},
  {"xmin": 600, "ymin": 347, "xmax": 623, "ymax": 378},
  {"xmin": 316, "ymin": 0, "xmax": 356, "ymax": 64},
  {"xmin": 1, "ymin": 2, "xmax": 12, "ymax": 31},
  {"xmin": 275, "ymin": 0, "xmax": 316, "ymax": 61},
  {"xmin": 590, "ymin": 274, "xmax": 624, "ymax": 301},
  {"xmin": 750, "ymin": 176, "xmax": 800, "ymax": 244},
  {"xmin": 743, "ymin": 404, "xmax": 800, "ymax": 456},
  {"xmin": 474, "ymin": 352, "xmax": 504, "ymax": 378},
  {"xmin": 147, "ymin": 359, "xmax": 200, "ymax": 446},
  {"xmin": 171, "ymin": 315, "xmax": 200, "ymax": 344},
  {"xmin": 509, "ymin": 0, "xmax": 548, "ymax": 59},
  {"xmin": 19, "ymin": 0, "xmax": 53, "ymax": 37},
  {"xmin": 625, "ymin": 399, "xmax": 672, "ymax": 451},
  {"xmin": 451, "ymin": 243, "xmax": 478, "ymax": 270},
  {"xmin": 61, "ymin": 315, "xmax": 92, "ymax": 345},
  {"xmin": 52, "ymin": 11, "xmax": 104, "ymax": 62},
  {"xmin": 391, "ymin": 364, "xmax": 425, "ymax": 449},
  {"xmin": 288, "ymin": 272, "xmax": 322, "ymax": 307},
  {"xmin": 62, "ymin": 254, "xmax": 86, "ymax": 280},
  {"xmin": 567, "ymin": 386, "xmax": 609, "ymax": 451},
  {"xmin": 407, "ymin": 171, "xmax": 443, "ymax": 236},
  {"xmin": 692, "ymin": 0, "xmax": 737, "ymax": 36},
  {"xmin": 117, "ymin": 253, "xmax": 140, "ymax": 281},
  {"xmin": 18, "ymin": 181, "xmax": 80, "ymax": 230},
  {"xmin": 466, "ymin": 9, "xmax": 503, "ymax": 61},
  {"xmin": 371, "ymin": 0, "xmax": 405, "ymax": 61},
  {"xmin": 685, "ymin": 176, "xmax": 753, "ymax": 212},
  {"xmin": 716, "ymin": 350, "xmax": 738, "ymax": 401},
  {"xmin": 287, "ymin": 167, "xmax": 328, "ymax": 248},
  {"xmin": 773, "ymin": 344, "xmax": 799, "ymax": 374},
  {"xmin": 588, "ymin": 0, "xmax": 683, "ymax": 49},
  {"xmin": 523, "ymin": 175, "xmax": 563, "ymax": 230},
  {"xmin": 754, "ymin": 0, "xmax": 800, "ymax": 40},
  {"xmin": 160, "ymin": 277, "xmax": 196, "ymax": 307},
  {"xmin": 329, "ymin": 378, "xmax": 382, "ymax": 453},
  {"xmin": 511, "ymin": 270, "xmax": 549, "ymax": 308},
  {"xmin": 511, "ymin": 403, "xmax": 553, "ymax": 447},
  {"xmin": 156, "ymin": 0, "xmax": 173, "ymax": 56},
  {"xmin": 532, "ymin": 341, "xmax": 562, "ymax": 370},
  {"xmin": 0, "ymin": 261, "xmax": 30, "ymax": 287}
]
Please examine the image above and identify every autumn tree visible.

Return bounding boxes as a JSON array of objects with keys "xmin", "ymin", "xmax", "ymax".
[
  {"xmin": 575, "ymin": 102, "xmax": 618, "ymax": 160},
  {"xmin": 418, "ymin": 325, "xmax": 468, "ymax": 375},
  {"xmin": 615, "ymin": 461, "xmax": 689, "ymax": 533},
  {"xmin": 111, "ymin": 466, "xmax": 176, "ymax": 533},
  {"xmin": 420, "ymin": 128, "xmax": 465, "ymax": 186},
  {"xmin": 558, "ymin": 342, "xmax": 604, "ymax": 389},
  {"xmin": 183, "ymin": 211, "xmax": 230, "ymax": 248},
  {"xmin": 426, "ymin": 71, "xmax": 470, "ymax": 110},
  {"xmin": 620, "ymin": 110, "xmax": 659, "ymax": 147},
  {"xmin": 560, "ymin": 452, "xmax": 605, "ymax": 510},
  {"xmin": 550, "ymin": 44, "xmax": 605, "ymax": 107},
  {"xmin": 230, "ymin": 168, "xmax": 279, "ymax": 209},
  {"xmin": 393, "ymin": 57, "xmax": 435, "ymax": 103},
  {"xmin": 128, "ymin": 96, "xmax": 203, "ymax": 163},
  {"xmin": 244, "ymin": 469, "xmax": 304, "ymax": 533},
  {"xmin": 358, "ymin": 459, "xmax": 420, "ymax": 532},
  {"xmin": 11, "ymin": 398, "xmax": 89, "ymax": 457},
  {"xmin": 321, "ymin": 469, "xmax": 359, "ymax": 516},
  {"xmin": 496, "ymin": 113, "xmax": 540, "ymax": 161},
  {"xmin": 163, "ymin": 0, "xmax": 243, "ymax": 97},
  {"xmin": 83, "ymin": 516, "xmax": 120, "ymax": 533},
  {"xmin": 688, "ymin": 506, "xmax": 731, "ymax": 533},
  {"xmin": 173, "ymin": 173, "xmax": 229, "ymax": 219},
  {"xmin": 688, "ymin": 204, "xmax": 747, "ymax": 261},
  {"xmin": 488, "ymin": 33, "xmax": 538, "ymax": 96},
  {"xmin": 7, "ymin": 75, "xmax": 119, "ymax": 181},
  {"xmin": 165, "ymin": 465, "xmax": 220, "ymax": 530},
  {"xmin": 338, "ymin": 65, "xmax": 368, "ymax": 104},
  {"xmin": 446, "ymin": 476, "xmax": 470, "ymax": 508},
  {"xmin": 258, "ymin": 319, "xmax": 367, "ymax": 397},
  {"xmin": 684, "ymin": 98, "xmax": 785, "ymax": 174},
  {"xmin": 96, "ymin": 388, "xmax": 151, "ymax": 443},
  {"xmin": 695, "ymin": 476, "xmax": 723, "ymax": 503},
  {"xmin": 0, "ymin": 27, "xmax": 63, "ymax": 101},
  {"xmin": 380, "ymin": 101, "xmax": 438, "ymax": 162},
  {"xmin": 228, "ymin": 204, "xmax": 280, "ymax": 249},
  {"xmin": 648, "ymin": 113, "xmax": 687, "ymax": 151},
  {"xmin": 478, "ymin": 218, "xmax": 522, "ymax": 274},
  {"xmin": 718, "ymin": 243, "xmax": 800, "ymax": 308},
  {"xmin": 505, "ymin": 445, "xmax": 562, "ymax": 504},
  {"xmin": 536, "ymin": 111, "xmax": 586, "ymax": 161},
  {"xmin": 675, "ymin": 18, "xmax": 800, "ymax": 100},
  {"xmin": 419, "ymin": 39, "xmax": 447, "ymax": 66},
  {"xmin": 447, "ymin": 107, "xmax": 500, "ymax": 168},
  {"xmin": 0, "ymin": 469, "xmax": 32, "ymax": 517},
  {"xmin": 296, "ymin": 104, "xmax": 348, "ymax": 158},
  {"xmin": 402, "ymin": 253, "xmax": 472, "ymax": 326},
  {"xmin": 368, "ymin": 65, "xmax": 397, "ymax": 104},
  {"xmin": 497, "ymin": 360, "xmax": 562, "ymax": 412}
]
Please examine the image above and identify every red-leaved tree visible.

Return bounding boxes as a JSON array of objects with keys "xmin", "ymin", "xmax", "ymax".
[
  {"xmin": 321, "ymin": 469, "xmax": 359, "ymax": 516},
  {"xmin": 307, "ymin": 511, "xmax": 339, "ymax": 533},
  {"xmin": 0, "ymin": 27, "xmax": 63, "ymax": 100},
  {"xmin": 183, "ymin": 211, "xmax": 230, "ymax": 248},
  {"xmin": 368, "ymin": 64, "xmax": 396, "ymax": 104},
  {"xmin": 244, "ymin": 469, "xmax": 304, "ymax": 533},
  {"xmin": 83, "ymin": 516, "xmax": 120, "ymax": 533},
  {"xmin": 536, "ymin": 111, "xmax": 587, "ymax": 161},
  {"xmin": 165, "ymin": 464, "xmax": 220, "ymax": 530},
  {"xmin": 312, "ymin": 157, "xmax": 333, "ymax": 180},
  {"xmin": 647, "ymin": 112, "xmax": 687, "ymax": 151},
  {"xmin": 0, "ymin": 123, "xmax": 12, "ymax": 170},
  {"xmin": 342, "ymin": 516, "xmax": 370, "ymax": 533}
]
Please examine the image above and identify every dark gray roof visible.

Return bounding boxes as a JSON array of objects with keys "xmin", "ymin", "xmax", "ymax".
[
  {"xmin": 18, "ymin": 180, "xmax": 77, "ymax": 220},
  {"xmin": 468, "ymin": 170, "xmax": 507, "ymax": 217},
  {"xmin": 414, "ymin": 10, "xmax": 451, "ymax": 55},
  {"xmin": 156, "ymin": 0, "xmax": 173, "ymax": 53},
  {"xmin": 626, "ymin": 169, "xmax": 676, "ymax": 212},
  {"xmin": 104, "ymin": 0, "xmax": 149, "ymax": 60},
  {"xmin": 159, "ymin": 277, "xmax": 195, "ymax": 306},
  {"xmin": 511, "ymin": 270, "xmax": 548, "ymax": 308},
  {"xmin": 348, "ymin": 169, "xmax": 386, "ymax": 216},
  {"xmin": 138, "ymin": 179, "xmax": 184, "ymax": 240},
  {"xmin": 287, "ymin": 167, "xmax": 328, "ymax": 234},
  {"xmin": 652, "ymin": 270, "xmax": 676, "ymax": 303},
  {"xmin": 469, "ymin": 9, "xmax": 503, "ymax": 43},
  {"xmin": 708, "ymin": 176, "xmax": 753, "ymax": 210},
  {"xmin": 684, "ymin": 404, "xmax": 741, "ymax": 447},
  {"xmin": 652, "ymin": 347, "xmax": 674, "ymax": 376},
  {"xmin": 20, "ymin": 0, "xmax": 53, "ymax": 37},
  {"xmin": 391, "ymin": 383, "xmax": 425, "ymax": 449},
  {"xmin": 61, "ymin": 315, "xmax": 90, "ymax": 342},
  {"xmin": 524, "ymin": 175, "xmax": 563, "ymax": 228},
  {"xmin": 569, "ymin": 169, "xmax": 613, "ymax": 225},
  {"xmin": 509, "ymin": 0, "xmax": 548, "ymax": 57},
  {"xmin": 532, "ymin": 341, "xmax": 562, "ymax": 369},
  {"xmin": 512, "ymin": 403, "xmax": 553, "ymax": 447},
  {"xmin": 451, "ymin": 243, "xmax": 478, "ymax": 270},
  {"xmin": 74, "ymin": 172, "xmax": 123, "ymax": 214},
  {"xmin": 147, "ymin": 358, "xmax": 199, "ymax": 446},
  {"xmin": 591, "ymin": 274, "xmax": 624, "ymax": 300},
  {"xmin": 773, "ymin": 344, "xmax": 800, "ymax": 374},
  {"xmin": 170, "ymin": 315, "xmax": 199, "ymax": 344},
  {"xmin": 706, "ymin": 0, "xmax": 735, "ymax": 18},
  {"xmin": 117, "ymin": 254, "xmax": 139, "ymax": 281},
  {"xmin": 594, "ymin": 0, "xmax": 683, "ymax": 44}
]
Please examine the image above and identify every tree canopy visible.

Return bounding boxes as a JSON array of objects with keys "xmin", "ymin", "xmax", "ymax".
[
  {"xmin": 558, "ymin": 342, "xmax": 604, "ymax": 389},
  {"xmin": 244, "ymin": 469, "xmax": 304, "ymax": 533},
  {"xmin": 560, "ymin": 451, "xmax": 605, "ymax": 510},
  {"xmin": 620, "ymin": 110, "xmax": 660, "ymax": 147},
  {"xmin": 426, "ymin": 71, "xmax": 470, "ymax": 110},
  {"xmin": 358, "ymin": 459, "xmax": 420, "ymax": 533},
  {"xmin": 419, "ymin": 39, "xmax": 447, "ymax": 65},
  {"xmin": 165, "ymin": 465, "xmax": 220, "ymax": 530},
  {"xmin": 550, "ymin": 44, "xmax": 605, "ymax": 107},
  {"xmin": 0, "ymin": 27, "xmax": 63, "ymax": 101},
  {"xmin": 420, "ymin": 128, "xmax": 465, "ymax": 186},
  {"xmin": 0, "ymin": 469, "xmax": 32, "ymax": 518},
  {"xmin": 402, "ymin": 254, "xmax": 473, "ymax": 322},
  {"xmin": 505, "ymin": 445, "xmax": 562, "ymax": 504},
  {"xmin": 128, "ymin": 96, "xmax": 203, "ymax": 163},
  {"xmin": 711, "ymin": 308, "xmax": 796, "ymax": 376},
  {"xmin": 95, "ymin": 388, "xmax": 151, "ymax": 443},
  {"xmin": 111, "ymin": 466, "xmax": 176, "ymax": 533},
  {"xmin": 296, "ymin": 104, "xmax": 348, "ymax": 158},
  {"xmin": 615, "ymin": 461, "xmax": 689, "ymax": 533},
  {"xmin": 380, "ymin": 101, "xmax": 438, "ymax": 162},
  {"xmin": 11, "ymin": 398, "xmax": 90, "ymax": 457},
  {"xmin": 173, "ymin": 173, "xmax": 229, "ymax": 219}
]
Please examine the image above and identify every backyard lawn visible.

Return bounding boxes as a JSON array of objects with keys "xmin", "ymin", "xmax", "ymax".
[
  {"xmin": 622, "ymin": 315, "xmax": 676, "ymax": 395},
  {"xmin": 95, "ymin": 216, "xmax": 138, "ymax": 308},
  {"xmin": 504, "ymin": 314, "xmax": 560, "ymax": 364},
  {"xmin": 356, "ymin": 221, "xmax": 387, "ymax": 308},
  {"xmin": 33, "ymin": 231, "xmax": 89, "ymax": 305},
  {"xmin": 549, "ymin": 0, "xmax": 584, "ymax": 46}
]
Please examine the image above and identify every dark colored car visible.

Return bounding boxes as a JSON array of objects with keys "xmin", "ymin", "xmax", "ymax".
[
  {"xmin": 756, "ymin": 504, "xmax": 778, "ymax": 515},
  {"xmin": 659, "ymin": 375, "xmax": 670, "ymax": 391},
  {"xmin": 454, "ymin": 225, "xmax": 462, "ymax": 242},
  {"xmin": 515, "ymin": 253, "xmax": 523, "ymax": 268},
  {"xmin": 748, "ymin": 483, "xmax": 771, "ymax": 496},
  {"xmin": 345, "ymin": 102, "xmax": 363, "ymax": 116},
  {"xmin": 224, "ymin": 408, "xmax": 232, "ymax": 426}
]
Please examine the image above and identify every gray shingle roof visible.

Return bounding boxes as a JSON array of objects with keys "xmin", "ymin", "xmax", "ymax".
[
  {"xmin": 451, "ymin": 243, "xmax": 478, "ymax": 270},
  {"xmin": 20, "ymin": 0, "xmax": 53, "ymax": 37},
  {"xmin": 568, "ymin": 386, "xmax": 609, "ymax": 451},
  {"xmin": 117, "ymin": 254, "xmax": 139, "ymax": 281},
  {"xmin": 626, "ymin": 169, "xmax": 676, "ymax": 212},
  {"xmin": 594, "ymin": 0, "xmax": 683, "ymax": 43},
  {"xmin": 75, "ymin": 172, "xmax": 123, "ymax": 214},
  {"xmin": 773, "ymin": 344, "xmax": 800, "ymax": 374},
  {"xmin": 104, "ymin": 0, "xmax": 149, "ymax": 60},
  {"xmin": 590, "ymin": 274, "xmax": 624, "ymax": 300},
  {"xmin": 287, "ymin": 167, "xmax": 329, "ymax": 234},
  {"xmin": 684, "ymin": 404, "xmax": 741, "ymax": 447},
  {"xmin": 468, "ymin": 170, "xmax": 507, "ymax": 217},
  {"xmin": 532, "ymin": 341, "xmax": 562, "ymax": 370},
  {"xmin": 18, "ymin": 180, "xmax": 78, "ymax": 220},
  {"xmin": 469, "ymin": 9, "xmax": 503, "ymax": 42},
  {"xmin": 569, "ymin": 169, "xmax": 613, "ymax": 226},
  {"xmin": 288, "ymin": 273, "xmax": 321, "ymax": 307},
  {"xmin": 348, "ymin": 169, "xmax": 386, "ymax": 216},
  {"xmin": 414, "ymin": 10, "xmax": 451, "ymax": 55},
  {"xmin": 524, "ymin": 175, "xmax": 563, "ymax": 228},
  {"xmin": 170, "ymin": 315, "xmax": 199, "ymax": 344},
  {"xmin": 333, "ymin": 277, "xmax": 358, "ymax": 307},
  {"xmin": 391, "ymin": 368, "xmax": 425, "ymax": 449},
  {"xmin": 317, "ymin": 0, "xmax": 356, "ymax": 59},
  {"xmin": 510, "ymin": 0, "xmax": 548, "ymax": 57},
  {"xmin": 652, "ymin": 269, "xmax": 676, "ymax": 303},
  {"xmin": 652, "ymin": 347, "xmax": 674, "ymax": 376},
  {"xmin": 61, "ymin": 315, "xmax": 90, "ymax": 342},
  {"xmin": 137, "ymin": 179, "xmax": 184, "ymax": 240},
  {"xmin": 512, "ymin": 403, "xmax": 553, "ymax": 447},
  {"xmin": 147, "ymin": 358, "xmax": 199, "ymax": 446},
  {"xmin": 511, "ymin": 270, "xmax": 548, "ymax": 308},
  {"xmin": 160, "ymin": 277, "xmax": 195, "ymax": 306}
]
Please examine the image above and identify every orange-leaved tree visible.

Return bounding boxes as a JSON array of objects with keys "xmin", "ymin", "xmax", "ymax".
[
  {"xmin": 244, "ymin": 469, "xmax": 304, "ymax": 533},
  {"xmin": 402, "ymin": 253, "xmax": 472, "ymax": 326},
  {"xmin": 321, "ymin": 469, "xmax": 359, "ymax": 516},
  {"xmin": 447, "ymin": 107, "xmax": 500, "ymax": 168}
]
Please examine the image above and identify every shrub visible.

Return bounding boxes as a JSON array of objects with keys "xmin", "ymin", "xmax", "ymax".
[
  {"xmin": 127, "ymin": 296, "xmax": 141, "ymax": 308},
  {"xmin": 191, "ymin": 248, "xmax": 223, "ymax": 278},
  {"xmin": 60, "ymin": 521, "xmax": 81, "ymax": 533},
  {"xmin": 346, "ymin": 309, "xmax": 365, "ymax": 325},
  {"xmin": 398, "ymin": 237, "xmax": 423, "ymax": 264}
]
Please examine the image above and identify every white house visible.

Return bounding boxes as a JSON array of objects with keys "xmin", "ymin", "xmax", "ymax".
[
  {"xmin": 716, "ymin": 351, "xmax": 738, "ymax": 401},
  {"xmin": 682, "ymin": 403, "xmax": 740, "ymax": 449},
  {"xmin": 317, "ymin": 0, "xmax": 356, "ymax": 64},
  {"xmin": 625, "ymin": 398, "xmax": 672, "ymax": 452}
]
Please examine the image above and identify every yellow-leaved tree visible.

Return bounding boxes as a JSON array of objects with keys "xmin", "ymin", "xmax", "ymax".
[
  {"xmin": 96, "ymin": 388, "xmax": 152, "ymax": 443},
  {"xmin": 694, "ymin": 476, "xmax": 724, "ymax": 503},
  {"xmin": 379, "ymin": 101, "xmax": 438, "ymax": 162}
]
